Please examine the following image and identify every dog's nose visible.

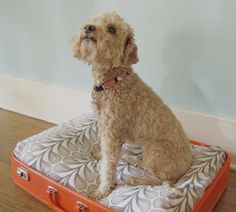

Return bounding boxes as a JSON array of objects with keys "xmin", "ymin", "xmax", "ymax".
[{"xmin": 84, "ymin": 25, "xmax": 96, "ymax": 34}]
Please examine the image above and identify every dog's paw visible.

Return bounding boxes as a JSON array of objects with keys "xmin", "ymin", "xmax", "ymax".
[
  {"xmin": 90, "ymin": 189, "xmax": 110, "ymax": 202},
  {"xmin": 89, "ymin": 184, "xmax": 115, "ymax": 201},
  {"xmin": 90, "ymin": 191, "xmax": 109, "ymax": 202}
]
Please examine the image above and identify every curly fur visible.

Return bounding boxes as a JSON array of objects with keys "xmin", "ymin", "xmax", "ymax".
[{"xmin": 73, "ymin": 12, "xmax": 192, "ymax": 200}]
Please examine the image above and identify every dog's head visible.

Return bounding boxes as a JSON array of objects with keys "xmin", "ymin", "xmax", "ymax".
[{"xmin": 73, "ymin": 12, "xmax": 138, "ymax": 68}]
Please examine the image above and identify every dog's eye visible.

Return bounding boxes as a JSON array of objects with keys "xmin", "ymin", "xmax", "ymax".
[{"xmin": 107, "ymin": 26, "xmax": 116, "ymax": 34}]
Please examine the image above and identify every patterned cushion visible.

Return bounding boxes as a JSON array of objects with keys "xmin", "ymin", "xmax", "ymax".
[{"xmin": 14, "ymin": 114, "xmax": 226, "ymax": 212}]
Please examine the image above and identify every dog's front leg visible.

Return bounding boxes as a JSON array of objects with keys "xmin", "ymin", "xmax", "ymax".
[{"xmin": 93, "ymin": 133, "xmax": 122, "ymax": 200}]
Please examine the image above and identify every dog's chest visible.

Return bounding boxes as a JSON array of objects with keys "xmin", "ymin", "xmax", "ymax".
[
  {"xmin": 91, "ymin": 91, "xmax": 105, "ymax": 113},
  {"xmin": 91, "ymin": 90, "xmax": 118, "ymax": 115},
  {"xmin": 91, "ymin": 99, "xmax": 97, "ymax": 113},
  {"xmin": 91, "ymin": 91, "xmax": 99, "ymax": 112}
]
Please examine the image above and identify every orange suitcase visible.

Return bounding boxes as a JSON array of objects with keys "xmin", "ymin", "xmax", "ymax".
[
  {"xmin": 12, "ymin": 114, "xmax": 231, "ymax": 212},
  {"xmin": 12, "ymin": 153, "xmax": 111, "ymax": 212}
]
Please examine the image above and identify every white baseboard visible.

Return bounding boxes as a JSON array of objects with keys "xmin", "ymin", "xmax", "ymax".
[
  {"xmin": 0, "ymin": 73, "xmax": 235, "ymax": 168},
  {"xmin": 0, "ymin": 74, "xmax": 92, "ymax": 124},
  {"xmin": 173, "ymin": 109, "xmax": 236, "ymax": 169}
]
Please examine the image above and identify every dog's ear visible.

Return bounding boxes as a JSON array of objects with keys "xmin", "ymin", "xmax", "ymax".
[
  {"xmin": 123, "ymin": 35, "xmax": 138, "ymax": 65},
  {"xmin": 72, "ymin": 35, "xmax": 81, "ymax": 59}
]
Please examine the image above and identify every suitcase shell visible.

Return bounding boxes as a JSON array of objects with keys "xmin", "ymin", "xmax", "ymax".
[{"xmin": 12, "ymin": 140, "xmax": 231, "ymax": 212}]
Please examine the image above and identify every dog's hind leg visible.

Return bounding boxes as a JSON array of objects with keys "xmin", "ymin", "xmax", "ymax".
[
  {"xmin": 125, "ymin": 140, "xmax": 183, "ymax": 187},
  {"xmin": 124, "ymin": 153, "xmax": 163, "ymax": 186},
  {"xmin": 123, "ymin": 154, "xmax": 143, "ymax": 168}
]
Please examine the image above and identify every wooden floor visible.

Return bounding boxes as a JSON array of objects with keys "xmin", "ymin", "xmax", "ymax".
[{"xmin": 0, "ymin": 108, "xmax": 235, "ymax": 212}]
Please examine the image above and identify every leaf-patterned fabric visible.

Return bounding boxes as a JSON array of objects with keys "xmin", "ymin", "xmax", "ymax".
[{"xmin": 14, "ymin": 114, "xmax": 226, "ymax": 212}]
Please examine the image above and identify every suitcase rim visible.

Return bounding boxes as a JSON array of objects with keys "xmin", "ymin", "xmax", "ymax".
[
  {"xmin": 11, "ymin": 140, "xmax": 231, "ymax": 212},
  {"xmin": 191, "ymin": 140, "xmax": 231, "ymax": 212}
]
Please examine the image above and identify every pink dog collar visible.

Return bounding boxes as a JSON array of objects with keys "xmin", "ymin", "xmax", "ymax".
[{"xmin": 94, "ymin": 70, "xmax": 129, "ymax": 92}]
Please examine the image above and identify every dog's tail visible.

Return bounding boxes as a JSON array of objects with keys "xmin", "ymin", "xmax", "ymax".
[
  {"xmin": 127, "ymin": 176, "xmax": 162, "ymax": 186},
  {"xmin": 127, "ymin": 176, "xmax": 176, "ymax": 187}
]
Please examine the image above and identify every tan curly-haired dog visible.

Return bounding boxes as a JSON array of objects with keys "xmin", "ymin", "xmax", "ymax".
[{"xmin": 73, "ymin": 12, "xmax": 192, "ymax": 200}]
